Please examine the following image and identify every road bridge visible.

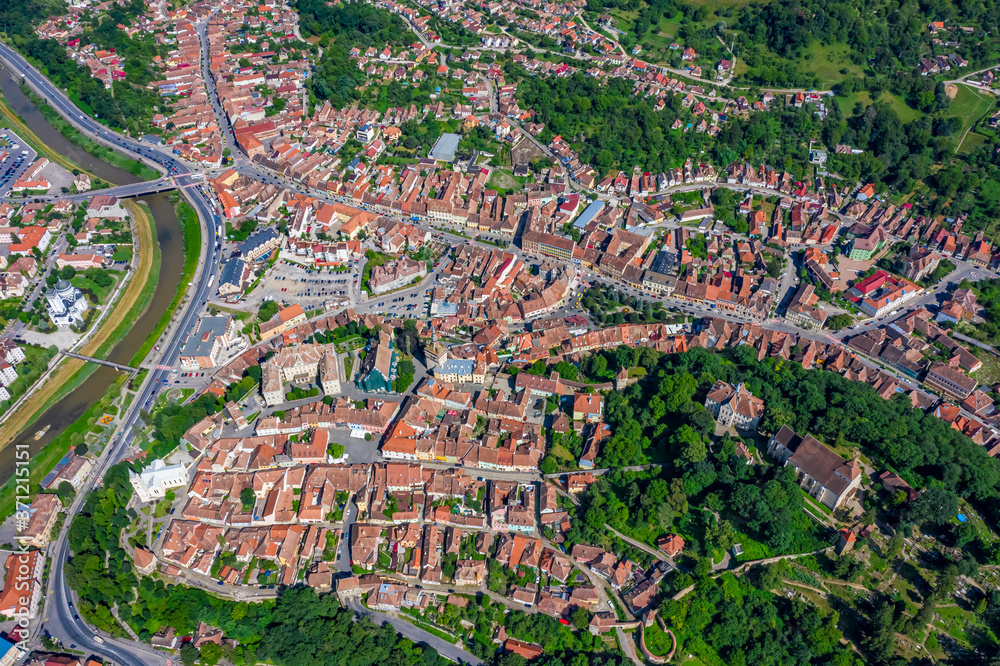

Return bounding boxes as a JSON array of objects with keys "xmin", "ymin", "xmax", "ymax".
[{"xmin": 4, "ymin": 177, "xmax": 180, "ymax": 204}]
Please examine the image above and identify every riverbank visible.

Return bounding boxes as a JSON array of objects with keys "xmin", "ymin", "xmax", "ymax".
[
  {"xmin": 129, "ymin": 194, "xmax": 199, "ymax": 367},
  {"xmin": 0, "ymin": 375, "xmax": 129, "ymax": 521},
  {"xmin": 20, "ymin": 85, "xmax": 160, "ymax": 181},
  {"xmin": 0, "ymin": 94, "xmax": 106, "ymax": 184},
  {"xmin": 0, "ymin": 200, "xmax": 158, "ymax": 456}
]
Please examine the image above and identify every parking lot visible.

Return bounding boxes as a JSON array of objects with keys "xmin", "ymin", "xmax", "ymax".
[
  {"xmin": 234, "ymin": 258, "xmax": 363, "ymax": 311},
  {"xmin": 366, "ymin": 290, "xmax": 429, "ymax": 318},
  {"xmin": 0, "ymin": 128, "xmax": 38, "ymax": 198}
]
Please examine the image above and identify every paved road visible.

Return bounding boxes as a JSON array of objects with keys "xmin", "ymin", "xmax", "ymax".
[
  {"xmin": 0, "ymin": 41, "xmax": 221, "ymax": 665},
  {"xmin": 23, "ymin": 176, "xmax": 179, "ymax": 202},
  {"xmin": 344, "ymin": 597, "xmax": 483, "ymax": 665}
]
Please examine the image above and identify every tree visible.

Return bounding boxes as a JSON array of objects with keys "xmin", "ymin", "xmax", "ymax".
[
  {"xmin": 674, "ymin": 425, "xmax": 708, "ymax": 465},
  {"xmin": 886, "ymin": 530, "xmax": 904, "ymax": 560},
  {"xmin": 552, "ymin": 360, "xmax": 578, "ymax": 381},
  {"xmin": 571, "ymin": 606, "xmax": 591, "ymax": 629},
  {"xmin": 706, "ymin": 518, "xmax": 737, "ymax": 552},
  {"xmin": 906, "ymin": 487, "xmax": 959, "ymax": 527},
  {"xmin": 56, "ymin": 481, "xmax": 76, "ymax": 503},
  {"xmin": 240, "ymin": 487, "xmax": 255, "ymax": 510},
  {"xmin": 258, "ymin": 300, "xmax": 280, "ymax": 322},
  {"xmin": 826, "ymin": 313, "xmax": 853, "ymax": 330},
  {"xmin": 527, "ymin": 359, "xmax": 547, "ymax": 376},
  {"xmin": 180, "ymin": 643, "xmax": 199, "ymax": 666},
  {"xmin": 199, "ymin": 643, "xmax": 223, "ymax": 666}
]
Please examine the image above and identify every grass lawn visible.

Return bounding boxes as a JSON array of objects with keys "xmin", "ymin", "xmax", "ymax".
[
  {"xmin": 608, "ymin": 8, "xmax": 638, "ymax": 34},
  {"xmin": 643, "ymin": 621, "xmax": 674, "ymax": 657},
  {"xmin": 801, "ymin": 490, "xmax": 835, "ymax": 518},
  {"xmin": 798, "ymin": 42, "xmax": 863, "ymax": 89},
  {"xmin": 835, "ymin": 91, "xmax": 924, "ymax": 123},
  {"xmin": 971, "ymin": 353, "xmax": 1000, "ymax": 386},
  {"xmin": 958, "ymin": 131, "xmax": 989, "ymax": 154},
  {"xmin": 949, "ymin": 85, "xmax": 996, "ymax": 150},
  {"xmin": 71, "ymin": 271, "xmax": 119, "ymax": 305},
  {"xmin": 344, "ymin": 355, "xmax": 354, "ymax": 382},
  {"xmin": 933, "ymin": 605, "xmax": 978, "ymax": 644},
  {"xmin": 487, "ymin": 170, "xmax": 518, "ymax": 193},
  {"xmin": 548, "ymin": 444, "xmax": 575, "ymax": 462},
  {"xmin": 657, "ymin": 11, "xmax": 682, "ymax": 37},
  {"xmin": 733, "ymin": 533, "xmax": 773, "ymax": 561},
  {"xmin": 954, "ymin": 499, "xmax": 998, "ymax": 546}
]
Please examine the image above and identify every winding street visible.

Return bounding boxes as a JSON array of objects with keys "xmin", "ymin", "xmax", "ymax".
[{"xmin": 0, "ymin": 41, "xmax": 221, "ymax": 666}]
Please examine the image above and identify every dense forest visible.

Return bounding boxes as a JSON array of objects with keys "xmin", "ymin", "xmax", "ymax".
[
  {"xmin": 1, "ymin": 0, "xmax": 159, "ymax": 133},
  {"xmin": 294, "ymin": 0, "xmax": 415, "ymax": 108},
  {"xmin": 735, "ymin": 0, "xmax": 1000, "ymax": 85},
  {"xmin": 544, "ymin": 345, "xmax": 1000, "ymax": 568},
  {"xmin": 585, "ymin": 0, "xmax": 1000, "ymax": 88},
  {"xmin": 659, "ymin": 572, "xmax": 860, "ymax": 666}
]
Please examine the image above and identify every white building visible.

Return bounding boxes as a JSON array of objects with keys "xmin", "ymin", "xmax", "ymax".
[
  {"xmin": 0, "ymin": 340, "xmax": 25, "ymax": 365},
  {"xmin": 704, "ymin": 381, "xmax": 765, "ymax": 430},
  {"xmin": 179, "ymin": 315, "xmax": 241, "ymax": 369},
  {"xmin": 0, "ymin": 363, "xmax": 16, "ymax": 387},
  {"xmin": 46, "ymin": 279, "xmax": 89, "ymax": 328},
  {"xmin": 129, "ymin": 459, "xmax": 191, "ymax": 503}
]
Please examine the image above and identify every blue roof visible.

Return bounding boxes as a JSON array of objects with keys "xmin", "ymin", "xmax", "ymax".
[{"xmin": 573, "ymin": 200, "xmax": 604, "ymax": 229}]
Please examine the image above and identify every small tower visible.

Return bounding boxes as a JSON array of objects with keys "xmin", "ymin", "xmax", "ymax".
[{"xmin": 615, "ymin": 366, "xmax": 629, "ymax": 391}]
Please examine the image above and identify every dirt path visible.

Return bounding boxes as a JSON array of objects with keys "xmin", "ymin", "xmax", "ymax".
[
  {"xmin": 0, "ymin": 200, "xmax": 155, "ymax": 450},
  {"xmin": 781, "ymin": 578, "xmax": 830, "ymax": 596},
  {"xmin": 605, "ymin": 524, "xmax": 670, "ymax": 563}
]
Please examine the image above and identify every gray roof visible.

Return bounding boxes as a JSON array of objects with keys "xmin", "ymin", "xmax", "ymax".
[
  {"xmin": 573, "ymin": 200, "xmax": 604, "ymax": 229},
  {"xmin": 649, "ymin": 249, "xmax": 677, "ymax": 276},
  {"xmin": 181, "ymin": 316, "xmax": 231, "ymax": 358},
  {"xmin": 428, "ymin": 133, "xmax": 461, "ymax": 162},
  {"xmin": 436, "ymin": 359, "xmax": 475, "ymax": 376},
  {"xmin": 219, "ymin": 257, "xmax": 243, "ymax": 287},
  {"xmin": 241, "ymin": 226, "xmax": 279, "ymax": 256}
]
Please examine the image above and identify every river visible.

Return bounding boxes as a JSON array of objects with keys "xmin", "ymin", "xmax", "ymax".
[{"xmin": 0, "ymin": 67, "xmax": 185, "ymax": 485}]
